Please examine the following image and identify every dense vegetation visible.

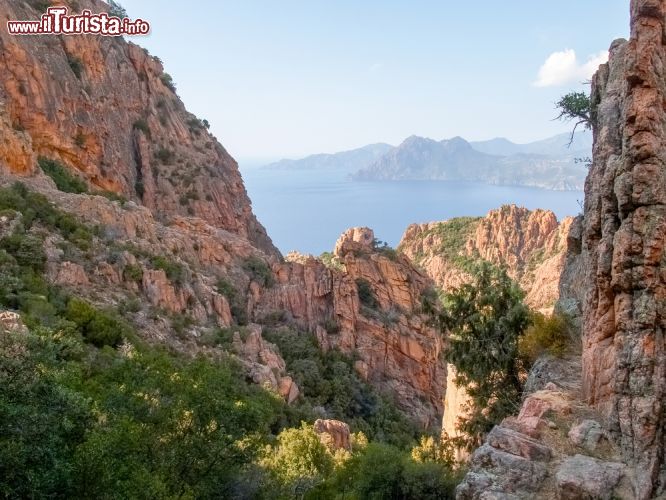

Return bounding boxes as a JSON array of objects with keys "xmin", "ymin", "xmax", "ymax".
[
  {"xmin": 0, "ymin": 182, "xmax": 463, "ymax": 498},
  {"xmin": 440, "ymin": 262, "xmax": 531, "ymax": 450}
]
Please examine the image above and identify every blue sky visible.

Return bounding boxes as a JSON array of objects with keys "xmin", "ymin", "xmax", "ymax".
[{"xmin": 119, "ymin": 1, "xmax": 629, "ymax": 161}]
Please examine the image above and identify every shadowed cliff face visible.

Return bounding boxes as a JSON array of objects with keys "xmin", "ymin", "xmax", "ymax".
[
  {"xmin": 583, "ymin": 0, "xmax": 666, "ymax": 496},
  {"xmin": 0, "ymin": 0, "xmax": 277, "ymax": 256}
]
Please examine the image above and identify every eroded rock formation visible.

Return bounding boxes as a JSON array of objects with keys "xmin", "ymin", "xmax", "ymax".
[
  {"xmin": 582, "ymin": 1, "xmax": 666, "ymax": 495},
  {"xmin": 457, "ymin": 1, "xmax": 666, "ymax": 497},
  {"xmin": 0, "ymin": 0, "xmax": 276, "ymax": 256},
  {"xmin": 253, "ymin": 227, "xmax": 445, "ymax": 428},
  {"xmin": 400, "ymin": 205, "xmax": 573, "ymax": 314}
]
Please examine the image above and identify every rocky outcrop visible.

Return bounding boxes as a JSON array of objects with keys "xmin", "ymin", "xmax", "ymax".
[
  {"xmin": 400, "ymin": 205, "xmax": 573, "ymax": 314},
  {"xmin": 458, "ymin": 2, "xmax": 666, "ymax": 497},
  {"xmin": 0, "ymin": 310, "xmax": 27, "ymax": 334},
  {"xmin": 580, "ymin": 1, "xmax": 666, "ymax": 496},
  {"xmin": 456, "ymin": 356, "xmax": 634, "ymax": 499},
  {"xmin": 0, "ymin": 0, "xmax": 276, "ymax": 256},
  {"xmin": 253, "ymin": 227, "xmax": 445, "ymax": 428},
  {"xmin": 232, "ymin": 324, "xmax": 300, "ymax": 404},
  {"xmin": 314, "ymin": 419, "xmax": 352, "ymax": 451},
  {"xmin": 401, "ymin": 206, "xmax": 574, "ymax": 455}
]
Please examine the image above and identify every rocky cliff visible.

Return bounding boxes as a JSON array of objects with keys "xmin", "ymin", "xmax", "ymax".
[
  {"xmin": 399, "ymin": 205, "xmax": 573, "ymax": 314},
  {"xmin": 582, "ymin": 1, "xmax": 665, "ymax": 495},
  {"xmin": 457, "ymin": 1, "xmax": 666, "ymax": 498},
  {"xmin": 253, "ymin": 227, "xmax": 445, "ymax": 428},
  {"xmin": 0, "ymin": 0, "xmax": 276, "ymax": 256},
  {"xmin": 0, "ymin": 0, "xmax": 447, "ymax": 431}
]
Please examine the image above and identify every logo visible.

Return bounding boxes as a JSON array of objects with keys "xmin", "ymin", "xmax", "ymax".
[{"xmin": 7, "ymin": 6, "xmax": 150, "ymax": 36}]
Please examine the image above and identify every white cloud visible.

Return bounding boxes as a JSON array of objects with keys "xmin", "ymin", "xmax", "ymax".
[
  {"xmin": 368, "ymin": 62, "xmax": 383, "ymax": 73},
  {"xmin": 533, "ymin": 49, "xmax": 608, "ymax": 87}
]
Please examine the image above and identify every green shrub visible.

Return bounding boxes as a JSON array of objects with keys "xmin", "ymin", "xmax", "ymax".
[
  {"xmin": 355, "ymin": 278, "xmax": 378, "ymax": 309},
  {"xmin": 149, "ymin": 255, "xmax": 186, "ymax": 285},
  {"xmin": 134, "ymin": 180, "xmax": 144, "ymax": 198},
  {"xmin": 171, "ymin": 314, "xmax": 194, "ymax": 338},
  {"xmin": 216, "ymin": 277, "xmax": 236, "ymax": 299},
  {"xmin": 0, "ymin": 232, "xmax": 46, "ymax": 272},
  {"xmin": 39, "ymin": 158, "xmax": 88, "ymax": 194},
  {"xmin": 132, "ymin": 119, "xmax": 151, "ymax": 138},
  {"xmin": 95, "ymin": 190, "xmax": 128, "ymax": 205},
  {"xmin": 186, "ymin": 117, "xmax": 204, "ymax": 133},
  {"xmin": 73, "ymin": 132, "xmax": 85, "ymax": 148},
  {"xmin": 155, "ymin": 147, "xmax": 175, "ymax": 165},
  {"xmin": 67, "ymin": 56, "xmax": 84, "ymax": 79},
  {"xmin": 519, "ymin": 312, "xmax": 571, "ymax": 365},
  {"xmin": 431, "ymin": 216, "xmax": 481, "ymax": 268},
  {"xmin": 160, "ymin": 73, "xmax": 176, "ymax": 92},
  {"xmin": 242, "ymin": 255, "xmax": 274, "ymax": 287},
  {"xmin": 107, "ymin": 0, "xmax": 127, "ymax": 18},
  {"xmin": 320, "ymin": 251, "xmax": 343, "ymax": 271},
  {"xmin": 65, "ymin": 298, "xmax": 131, "ymax": 347},
  {"xmin": 123, "ymin": 264, "xmax": 143, "ymax": 283}
]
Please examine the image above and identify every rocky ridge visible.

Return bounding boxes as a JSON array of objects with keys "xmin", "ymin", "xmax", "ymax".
[
  {"xmin": 399, "ymin": 205, "xmax": 573, "ymax": 315},
  {"xmin": 0, "ymin": 0, "xmax": 276, "ymax": 256},
  {"xmin": 456, "ymin": 1, "xmax": 666, "ymax": 497},
  {"xmin": 253, "ymin": 227, "xmax": 446, "ymax": 427}
]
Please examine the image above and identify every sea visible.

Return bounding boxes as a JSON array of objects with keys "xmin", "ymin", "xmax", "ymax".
[{"xmin": 240, "ymin": 165, "xmax": 584, "ymax": 256}]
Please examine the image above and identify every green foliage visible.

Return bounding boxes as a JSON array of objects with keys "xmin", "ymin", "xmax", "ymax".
[
  {"xmin": 555, "ymin": 91, "xmax": 592, "ymax": 144},
  {"xmin": 312, "ymin": 442, "xmax": 460, "ymax": 500},
  {"xmin": 134, "ymin": 180, "xmax": 144, "ymax": 198},
  {"xmin": 107, "ymin": 0, "xmax": 128, "ymax": 18},
  {"xmin": 216, "ymin": 277, "xmax": 248, "ymax": 325},
  {"xmin": 170, "ymin": 313, "xmax": 194, "ymax": 337},
  {"xmin": 160, "ymin": 72, "xmax": 176, "ymax": 92},
  {"xmin": 319, "ymin": 251, "xmax": 343, "ymax": 271},
  {"xmin": 373, "ymin": 238, "xmax": 399, "ymax": 260},
  {"xmin": 149, "ymin": 255, "xmax": 186, "ymax": 285},
  {"xmin": 355, "ymin": 278, "xmax": 379, "ymax": 309},
  {"xmin": 420, "ymin": 286, "xmax": 440, "ymax": 315},
  {"xmin": 0, "ymin": 325, "xmax": 284, "ymax": 499},
  {"xmin": 186, "ymin": 117, "xmax": 205, "ymax": 133},
  {"xmin": 261, "ymin": 422, "xmax": 334, "ymax": 496},
  {"xmin": 432, "ymin": 216, "xmax": 481, "ymax": 268},
  {"xmin": 263, "ymin": 328, "xmax": 419, "ymax": 447},
  {"xmin": 440, "ymin": 261, "xmax": 530, "ymax": 450},
  {"xmin": 132, "ymin": 118, "xmax": 151, "ymax": 138},
  {"xmin": 65, "ymin": 298, "xmax": 131, "ymax": 347},
  {"xmin": 95, "ymin": 189, "xmax": 128, "ymax": 205},
  {"xmin": 0, "ymin": 232, "xmax": 46, "ymax": 272},
  {"xmin": 67, "ymin": 56, "xmax": 84, "ymax": 79},
  {"xmin": 519, "ymin": 311, "xmax": 571, "ymax": 366},
  {"xmin": 243, "ymin": 255, "xmax": 275, "ymax": 287},
  {"xmin": 39, "ymin": 158, "xmax": 88, "ymax": 194},
  {"xmin": 0, "ymin": 330, "xmax": 90, "ymax": 499},
  {"xmin": 123, "ymin": 264, "xmax": 143, "ymax": 283},
  {"xmin": 155, "ymin": 147, "xmax": 175, "ymax": 165}
]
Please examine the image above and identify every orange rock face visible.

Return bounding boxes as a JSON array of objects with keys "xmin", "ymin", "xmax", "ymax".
[
  {"xmin": 254, "ymin": 228, "xmax": 445, "ymax": 428},
  {"xmin": 0, "ymin": 0, "xmax": 276, "ymax": 256},
  {"xmin": 399, "ymin": 205, "xmax": 572, "ymax": 314},
  {"xmin": 582, "ymin": 1, "xmax": 666, "ymax": 496},
  {"xmin": 314, "ymin": 419, "xmax": 352, "ymax": 451}
]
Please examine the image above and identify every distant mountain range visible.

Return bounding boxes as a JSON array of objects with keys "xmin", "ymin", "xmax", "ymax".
[
  {"xmin": 262, "ymin": 131, "xmax": 591, "ymax": 190},
  {"xmin": 262, "ymin": 143, "xmax": 393, "ymax": 173}
]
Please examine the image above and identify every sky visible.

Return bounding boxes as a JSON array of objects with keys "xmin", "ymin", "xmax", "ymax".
[{"xmin": 118, "ymin": 1, "xmax": 629, "ymax": 162}]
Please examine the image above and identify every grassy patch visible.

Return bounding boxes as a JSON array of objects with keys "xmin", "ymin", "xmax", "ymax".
[{"xmin": 39, "ymin": 158, "xmax": 88, "ymax": 194}]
